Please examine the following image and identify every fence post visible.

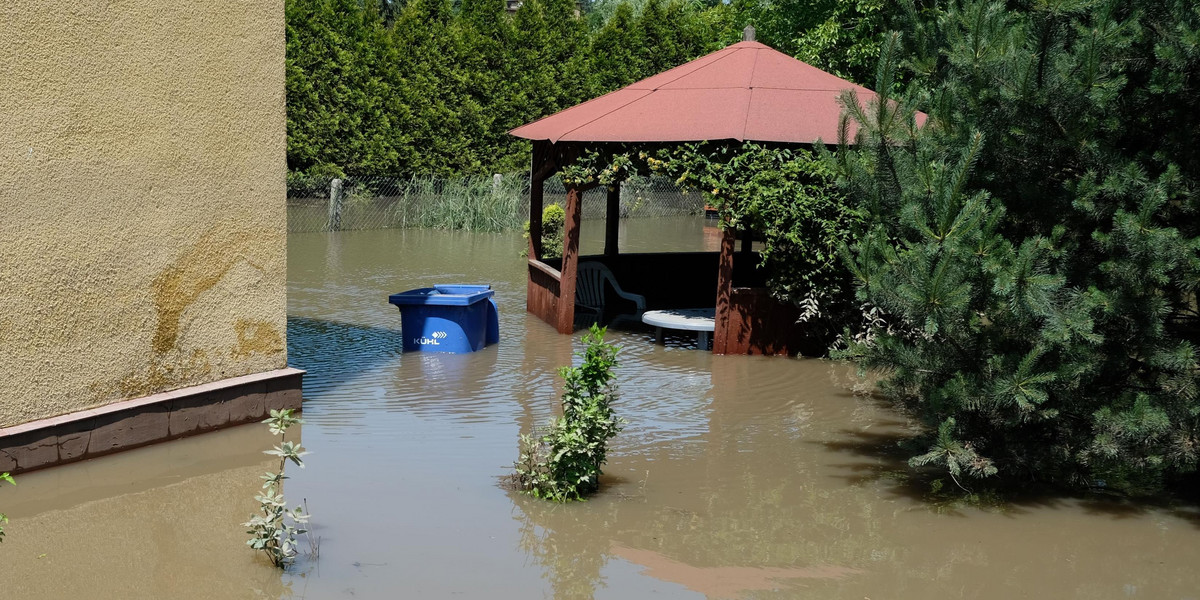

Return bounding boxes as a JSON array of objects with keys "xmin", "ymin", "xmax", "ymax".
[{"xmin": 328, "ymin": 178, "xmax": 344, "ymax": 231}]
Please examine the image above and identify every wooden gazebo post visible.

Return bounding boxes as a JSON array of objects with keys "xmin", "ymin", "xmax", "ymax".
[
  {"xmin": 525, "ymin": 141, "xmax": 591, "ymax": 334},
  {"xmin": 526, "ymin": 141, "xmax": 551, "ymax": 259},
  {"xmin": 712, "ymin": 229, "xmax": 737, "ymax": 353},
  {"xmin": 556, "ymin": 184, "xmax": 583, "ymax": 333},
  {"xmin": 528, "ymin": 176, "xmax": 545, "ymax": 259}
]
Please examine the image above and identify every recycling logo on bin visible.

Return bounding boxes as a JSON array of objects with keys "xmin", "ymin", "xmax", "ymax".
[{"xmin": 415, "ymin": 331, "xmax": 447, "ymax": 346}]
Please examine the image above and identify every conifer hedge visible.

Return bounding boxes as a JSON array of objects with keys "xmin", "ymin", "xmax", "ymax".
[{"xmin": 284, "ymin": 0, "xmax": 895, "ymax": 177}]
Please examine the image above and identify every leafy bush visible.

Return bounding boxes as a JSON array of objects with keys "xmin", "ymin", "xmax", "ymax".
[
  {"xmin": 523, "ymin": 203, "xmax": 566, "ymax": 259},
  {"xmin": 652, "ymin": 143, "xmax": 864, "ymax": 340},
  {"xmin": 514, "ymin": 325, "xmax": 624, "ymax": 501},
  {"xmin": 245, "ymin": 409, "xmax": 311, "ymax": 569}
]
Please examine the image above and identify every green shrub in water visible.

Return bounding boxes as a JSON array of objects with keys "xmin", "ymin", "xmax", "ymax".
[
  {"xmin": 0, "ymin": 471, "xmax": 13, "ymax": 542},
  {"xmin": 514, "ymin": 325, "xmax": 624, "ymax": 501},
  {"xmin": 522, "ymin": 203, "xmax": 565, "ymax": 259},
  {"xmin": 245, "ymin": 409, "xmax": 310, "ymax": 569}
]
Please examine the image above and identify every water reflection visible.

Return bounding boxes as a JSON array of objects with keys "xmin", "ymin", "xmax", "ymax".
[
  {"xmin": 4, "ymin": 424, "xmax": 295, "ymax": 600},
  {"xmin": 286, "ymin": 316, "xmax": 404, "ymax": 400},
  {"xmin": 7, "ymin": 220, "xmax": 1200, "ymax": 599},
  {"xmin": 514, "ymin": 498, "xmax": 613, "ymax": 599}
]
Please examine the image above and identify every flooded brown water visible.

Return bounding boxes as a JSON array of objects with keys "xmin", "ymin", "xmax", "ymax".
[{"xmin": 7, "ymin": 217, "xmax": 1200, "ymax": 599}]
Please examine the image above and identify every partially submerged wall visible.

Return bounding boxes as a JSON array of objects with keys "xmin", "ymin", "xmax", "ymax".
[{"xmin": 0, "ymin": 2, "xmax": 289, "ymax": 433}]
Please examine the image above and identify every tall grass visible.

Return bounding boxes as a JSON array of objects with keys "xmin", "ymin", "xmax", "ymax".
[
  {"xmin": 286, "ymin": 172, "xmax": 702, "ymax": 233},
  {"xmin": 398, "ymin": 174, "xmax": 526, "ymax": 232}
]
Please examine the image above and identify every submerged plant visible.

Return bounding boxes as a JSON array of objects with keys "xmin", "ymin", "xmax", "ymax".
[
  {"xmin": 245, "ymin": 409, "xmax": 310, "ymax": 569},
  {"xmin": 514, "ymin": 325, "xmax": 624, "ymax": 501},
  {"xmin": 0, "ymin": 472, "xmax": 13, "ymax": 542}
]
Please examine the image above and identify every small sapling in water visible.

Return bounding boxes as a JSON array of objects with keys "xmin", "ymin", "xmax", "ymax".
[
  {"xmin": 513, "ymin": 324, "xmax": 624, "ymax": 501},
  {"xmin": 245, "ymin": 409, "xmax": 311, "ymax": 569}
]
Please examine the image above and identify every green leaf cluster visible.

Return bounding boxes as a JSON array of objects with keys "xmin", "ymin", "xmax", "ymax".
[
  {"xmin": 656, "ymin": 143, "xmax": 864, "ymax": 328},
  {"xmin": 719, "ymin": 0, "xmax": 895, "ymax": 82},
  {"xmin": 557, "ymin": 142, "xmax": 865, "ymax": 343},
  {"xmin": 836, "ymin": 1, "xmax": 1200, "ymax": 494},
  {"xmin": 515, "ymin": 325, "xmax": 624, "ymax": 501}
]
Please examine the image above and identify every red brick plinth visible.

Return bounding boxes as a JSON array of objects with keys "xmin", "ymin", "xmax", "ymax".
[{"xmin": 0, "ymin": 367, "xmax": 304, "ymax": 474}]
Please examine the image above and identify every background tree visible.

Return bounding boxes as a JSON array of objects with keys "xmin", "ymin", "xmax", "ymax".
[{"xmin": 286, "ymin": 0, "xmax": 407, "ymax": 176}]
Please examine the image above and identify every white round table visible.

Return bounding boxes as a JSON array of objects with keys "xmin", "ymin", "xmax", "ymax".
[{"xmin": 641, "ymin": 308, "xmax": 715, "ymax": 349}]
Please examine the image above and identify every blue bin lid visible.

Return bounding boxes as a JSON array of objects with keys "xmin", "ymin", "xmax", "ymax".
[{"xmin": 388, "ymin": 285, "xmax": 494, "ymax": 306}]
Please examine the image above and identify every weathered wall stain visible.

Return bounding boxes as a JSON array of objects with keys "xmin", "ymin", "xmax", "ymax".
[
  {"xmin": 112, "ymin": 228, "xmax": 284, "ymax": 401},
  {"xmin": 150, "ymin": 229, "xmax": 267, "ymax": 356},
  {"xmin": 233, "ymin": 318, "xmax": 284, "ymax": 359}
]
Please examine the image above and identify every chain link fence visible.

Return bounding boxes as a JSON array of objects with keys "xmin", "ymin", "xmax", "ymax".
[{"xmin": 287, "ymin": 173, "xmax": 705, "ymax": 233}]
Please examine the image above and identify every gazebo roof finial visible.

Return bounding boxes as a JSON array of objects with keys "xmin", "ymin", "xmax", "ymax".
[{"xmin": 742, "ymin": 25, "xmax": 755, "ymax": 42}]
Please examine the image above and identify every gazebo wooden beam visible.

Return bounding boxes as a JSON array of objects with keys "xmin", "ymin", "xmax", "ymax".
[
  {"xmin": 526, "ymin": 141, "xmax": 597, "ymax": 333},
  {"xmin": 527, "ymin": 141, "xmax": 553, "ymax": 259},
  {"xmin": 529, "ymin": 171, "xmax": 545, "ymax": 259}
]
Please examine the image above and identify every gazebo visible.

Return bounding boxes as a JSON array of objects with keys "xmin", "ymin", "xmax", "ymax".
[{"xmin": 511, "ymin": 29, "xmax": 885, "ymax": 355}]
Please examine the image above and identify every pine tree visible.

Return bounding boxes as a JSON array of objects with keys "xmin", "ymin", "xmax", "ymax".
[{"xmin": 836, "ymin": 1, "xmax": 1200, "ymax": 494}]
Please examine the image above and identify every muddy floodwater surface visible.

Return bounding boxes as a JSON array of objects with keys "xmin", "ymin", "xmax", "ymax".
[{"xmin": 7, "ymin": 217, "xmax": 1200, "ymax": 599}]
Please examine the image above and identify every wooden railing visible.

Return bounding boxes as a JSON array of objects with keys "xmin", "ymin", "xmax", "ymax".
[{"xmin": 527, "ymin": 259, "xmax": 563, "ymax": 331}]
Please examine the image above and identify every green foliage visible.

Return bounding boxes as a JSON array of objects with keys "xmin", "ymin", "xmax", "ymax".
[
  {"xmin": 718, "ymin": 0, "xmax": 900, "ymax": 83},
  {"xmin": 514, "ymin": 325, "xmax": 624, "ymax": 501},
  {"xmin": 790, "ymin": 0, "xmax": 888, "ymax": 82},
  {"xmin": 284, "ymin": 0, "xmax": 897, "ymax": 176},
  {"xmin": 558, "ymin": 142, "xmax": 864, "ymax": 342},
  {"xmin": 0, "ymin": 472, "xmax": 13, "ymax": 543},
  {"xmin": 835, "ymin": 2, "xmax": 1200, "ymax": 494},
  {"xmin": 285, "ymin": 0, "xmax": 408, "ymax": 175},
  {"xmin": 245, "ymin": 409, "xmax": 311, "ymax": 569},
  {"xmin": 653, "ymin": 143, "xmax": 863, "ymax": 320},
  {"xmin": 523, "ymin": 203, "xmax": 566, "ymax": 258}
]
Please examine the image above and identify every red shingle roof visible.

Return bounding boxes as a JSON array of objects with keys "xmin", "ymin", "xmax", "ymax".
[{"xmin": 510, "ymin": 41, "xmax": 888, "ymax": 144}]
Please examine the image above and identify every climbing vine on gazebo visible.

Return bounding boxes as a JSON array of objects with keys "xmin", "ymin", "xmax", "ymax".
[{"xmin": 559, "ymin": 141, "xmax": 867, "ymax": 342}]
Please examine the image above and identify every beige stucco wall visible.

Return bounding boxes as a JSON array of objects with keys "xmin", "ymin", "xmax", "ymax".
[{"xmin": 0, "ymin": 1, "xmax": 287, "ymax": 428}]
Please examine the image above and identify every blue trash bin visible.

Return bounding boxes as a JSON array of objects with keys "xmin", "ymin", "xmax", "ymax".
[{"xmin": 388, "ymin": 284, "xmax": 499, "ymax": 353}]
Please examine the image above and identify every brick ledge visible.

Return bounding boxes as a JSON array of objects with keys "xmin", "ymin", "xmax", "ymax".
[{"xmin": 0, "ymin": 367, "xmax": 305, "ymax": 474}]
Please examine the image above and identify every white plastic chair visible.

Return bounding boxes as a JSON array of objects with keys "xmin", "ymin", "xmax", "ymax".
[{"xmin": 575, "ymin": 262, "xmax": 646, "ymax": 315}]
